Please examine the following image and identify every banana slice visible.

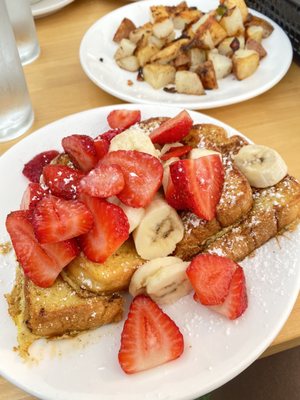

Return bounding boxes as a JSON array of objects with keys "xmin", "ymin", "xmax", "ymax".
[
  {"xmin": 129, "ymin": 256, "xmax": 192, "ymax": 304},
  {"xmin": 109, "ymin": 126, "xmax": 160, "ymax": 158},
  {"xmin": 162, "ymin": 156, "xmax": 179, "ymax": 193},
  {"xmin": 108, "ymin": 196, "xmax": 145, "ymax": 233},
  {"xmin": 160, "ymin": 142, "xmax": 183, "ymax": 156},
  {"xmin": 234, "ymin": 144, "xmax": 288, "ymax": 188},
  {"xmin": 189, "ymin": 148, "xmax": 222, "ymax": 160},
  {"xmin": 133, "ymin": 194, "xmax": 184, "ymax": 260}
]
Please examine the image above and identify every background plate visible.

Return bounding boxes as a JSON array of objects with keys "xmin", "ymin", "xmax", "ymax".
[
  {"xmin": 31, "ymin": 0, "xmax": 74, "ymax": 18},
  {"xmin": 0, "ymin": 104, "xmax": 300, "ymax": 400},
  {"xmin": 79, "ymin": 0, "xmax": 293, "ymax": 110}
]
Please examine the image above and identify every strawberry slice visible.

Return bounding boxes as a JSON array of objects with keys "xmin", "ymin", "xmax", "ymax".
[
  {"xmin": 94, "ymin": 129, "xmax": 121, "ymax": 160},
  {"xmin": 32, "ymin": 195, "xmax": 94, "ymax": 243},
  {"xmin": 203, "ymin": 266, "xmax": 248, "ymax": 320},
  {"xmin": 118, "ymin": 295, "xmax": 184, "ymax": 374},
  {"xmin": 43, "ymin": 164, "xmax": 85, "ymax": 200},
  {"xmin": 22, "ymin": 150, "xmax": 59, "ymax": 183},
  {"xmin": 62, "ymin": 134, "xmax": 98, "ymax": 172},
  {"xmin": 79, "ymin": 163, "xmax": 125, "ymax": 198},
  {"xmin": 161, "ymin": 145, "xmax": 193, "ymax": 161},
  {"xmin": 149, "ymin": 111, "xmax": 193, "ymax": 145},
  {"xmin": 103, "ymin": 150, "xmax": 163, "ymax": 208},
  {"xmin": 6, "ymin": 211, "xmax": 79, "ymax": 287},
  {"xmin": 107, "ymin": 110, "xmax": 141, "ymax": 130},
  {"xmin": 170, "ymin": 155, "xmax": 224, "ymax": 220},
  {"xmin": 164, "ymin": 169, "xmax": 186, "ymax": 210},
  {"xmin": 79, "ymin": 194, "xmax": 129, "ymax": 263},
  {"xmin": 20, "ymin": 182, "xmax": 50, "ymax": 210},
  {"xmin": 186, "ymin": 254, "xmax": 238, "ymax": 305}
]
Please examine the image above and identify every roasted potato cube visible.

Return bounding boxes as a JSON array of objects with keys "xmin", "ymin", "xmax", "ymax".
[
  {"xmin": 175, "ymin": 71, "xmax": 205, "ymax": 95},
  {"xmin": 246, "ymin": 25, "xmax": 264, "ymax": 43},
  {"xmin": 129, "ymin": 23, "xmax": 153, "ymax": 44},
  {"xmin": 218, "ymin": 37, "xmax": 239, "ymax": 57},
  {"xmin": 232, "ymin": 49, "xmax": 259, "ymax": 80},
  {"xmin": 143, "ymin": 64, "xmax": 176, "ymax": 89},
  {"xmin": 117, "ymin": 55, "xmax": 139, "ymax": 72},
  {"xmin": 150, "ymin": 5, "xmax": 171, "ymax": 23},
  {"xmin": 220, "ymin": 7, "xmax": 245, "ymax": 36},
  {"xmin": 113, "ymin": 18, "xmax": 136, "ymax": 43},
  {"xmin": 173, "ymin": 9, "xmax": 202, "ymax": 30},
  {"xmin": 246, "ymin": 38, "xmax": 267, "ymax": 58},
  {"xmin": 220, "ymin": 0, "xmax": 249, "ymax": 22},
  {"xmin": 207, "ymin": 51, "xmax": 233, "ymax": 79},
  {"xmin": 245, "ymin": 15, "xmax": 274, "ymax": 38},
  {"xmin": 189, "ymin": 48, "xmax": 206, "ymax": 66},
  {"xmin": 195, "ymin": 60, "xmax": 218, "ymax": 90},
  {"xmin": 153, "ymin": 18, "xmax": 174, "ymax": 39},
  {"xmin": 148, "ymin": 35, "xmax": 165, "ymax": 49},
  {"xmin": 237, "ymin": 35, "xmax": 245, "ymax": 49},
  {"xmin": 114, "ymin": 39, "xmax": 136, "ymax": 60},
  {"xmin": 190, "ymin": 13, "xmax": 211, "ymax": 35},
  {"xmin": 173, "ymin": 51, "xmax": 191, "ymax": 68},
  {"xmin": 150, "ymin": 38, "xmax": 189, "ymax": 64},
  {"xmin": 165, "ymin": 31, "xmax": 176, "ymax": 43},
  {"xmin": 136, "ymin": 44, "xmax": 159, "ymax": 67},
  {"xmin": 192, "ymin": 16, "xmax": 227, "ymax": 47}
]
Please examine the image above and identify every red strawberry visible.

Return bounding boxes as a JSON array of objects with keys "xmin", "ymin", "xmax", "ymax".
[
  {"xmin": 62, "ymin": 134, "xmax": 98, "ymax": 172},
  {"xmin": 164, "ymin": 169, "xmax": 186, "ymax": 210},
  {"xmin": 161, "ymin": 145, "xmax": 193, "ymax": 161},
  {"xmin": 79, "ymin": 195, "xmax": 129, "ymax": 263},
  {"xmin": 94, "ymin": 129, "xmax": 121, "ymax": 160},
  {"xmin": 22, "ymin": 150, "xmax": 59, "ymax": 183},
  {"xmin": 206, "ymin": 266, "xmax": 248, "ymax": 320},
  {"xmin": 20, "ymin": 182, "xmax": 50, "ymax": 210},
  {"xmin": 43, "ymin": 164, "xmax": 85, "ymax": 200},
  {"xmin": 107, "ymin": 109, "xmax": 141, "ymax": 130},
  {"xmin": 149, "ymin": 111, "xmax": 193, "ymax": 145},
  {"xmin": 6, "ymin": 211, "xmax": 78, "ymax": 287},
  {"xmin": 32, "ymin": 195, "xmax": 94, "ymax": 243},
  {"xmin": 186, "ymin": 254, "xmax": 238, "ymax": 305},
  {"xmin": 103, "ymin": 150, "xmax": 163, "ymax": 208},
  {"xmin": 79, "ymin": 163, "xmax": 125, "ymax": 198},
  {"xmin": 118, "ymin": 295, "xmax": 184, "ymax": 374},
  {"xmin": 170, "ymin": 155, "xmax": 224, "ymax": 220}
]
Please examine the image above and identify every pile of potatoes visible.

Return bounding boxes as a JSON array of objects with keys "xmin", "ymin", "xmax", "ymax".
[{"xmin": 113, "ymin": 0, "xmax": 274, "ymax": 95}]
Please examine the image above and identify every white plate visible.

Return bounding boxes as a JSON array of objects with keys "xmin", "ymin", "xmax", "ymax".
[
  {"xmin": 0, "ymin": 104, "xmax": 300, "ymax": 400},
  {"xmin": 79, "ymin": 0, "xmax": 293, "ymax": 110},
  {"xmin": 31, "ymin": 0, "xmax": 74, "ymax": 18}
]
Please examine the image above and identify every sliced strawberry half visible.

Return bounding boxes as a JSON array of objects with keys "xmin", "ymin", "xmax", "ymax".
[
  {"xmin": 118, "ymin": 295, "xmax": 184, "ymax": 374},
  {"xmin": 22, "ymin": 150, "xmax": 59, "ymax": 183},
  {"xmin": 43, "ymin": 164, "xmax": 85, "ymax": 200},
  {"xmin": 187, "ymin": 254, "xmax": 238, "ymax": 305},
  {"xmin": 170, "ymin": 155, "xmax": 224, "ymax": 220},
  {"xmin": 149, "ymin": 111, "xmax": 193, "ymax": 145},
  {"xmin": 62, "ymin": 134, "xmax": 98, "ymax": 172},
  {"xmin": 79, "ymin": 194, "xmax": 129, "ymax": 263},
  {"xmin": 20, "ymin": 182, "xmax": 50, "ymax": 210},
  {"xmin": 32, "ymin": 195, "xmax": 94, "ymax": 243},
  {"xmin": 161, "ymin": 145, "xmax": 193, "ymax": 161},
  {"xmin": 79, "ymin": 163, "xmax": 125, "ymax": 198},
  {"xmin": 94, "ymin": 129, "xmax": 121, "ymax": 160},
  {"xmin": 164, "ymin": 169, "xmax": 186, "ymax": 210},
  {"xmin": 205, "ymin": 266, "xmax": 248, "ymax": 320},
  {"xmin": 103, "ymin": 150, "xmax": 163, "ymax": 208},
  {"xmin": 107, "ymin": 109, "xmax": 141, "ymax": 130},
  {"xmin": 6, "ymin": 211, "xmax": 78, "ymax": 287}
]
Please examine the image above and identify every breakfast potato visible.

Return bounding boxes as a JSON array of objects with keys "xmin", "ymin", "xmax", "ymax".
[
  {"xmin": 193, "ymin": 16, "xmax": 227, "ymax": 47},
  {"xmin": 220, "ymin": 0, "xmax": 249, "ymax": 22},
  {"xmin": 148, "ymin": 35, "xmax": 165, "ymax": 50},
  {"xmin": 232, "ymin": 49, "xmax": 259, "ymax": 80},
  {"xmin": 195, "ymin": 60, "xmax": 218, "ymax": 90},
  {"xmin": 246, "ymin": 38, "xmax": 267, "ymax": 59},
  {"xmin": 143, "ymin": 63, "xmax": 176, "ymax": 89},
  {"xmin": 153, "ymin": 18, "xmax": 174, "ymax": 39},
  {"xmin": 192, "ymin": 28, "xmax": 215, "ymax": 50},
  {"xmin": 218, "ymin": 36, "xmax": 240, "ymax": 57},
  {"xmin": 175, "ymin": 70, "xmax": 205, "ymax": 95},
  {"xmin": 129, "ymin": 23, "xmax": 153, "ymax": 44},
  {"xmin": 113, "ymin": 18, "xmax": 136, "ymax": 43},
  {"xmin": 117, "ymin": 55, "xmax": 140, "ymax": 72},
  {"xmin": 189, "ymin": 48, "xmax": 206, "ymax": 67},
  {"xmin": 173, "ymin": 51, "xmax": 190, "ymax": 68},
  {"xmin": 136, "ymin": 44, "xmax": 160, "ymax": 67},
  {"xmin": 207, "ymin": 51, "xmax": 233, "ymax": 79},
  {"xmin": 114, "ymin": 39, "xmax": 136, "ymax": 61},
  {"xmin": 237, "ymin": 35, "xmax": 245, "ymax": 49},
  {"xmin": 173, "ymin": 8, "xmax": 202, "ymax": 30},
  {"xmin": 150, "ymin": 5, "xmax": 172, "ymax": 22},
  {"xmin": 220, "ymin": 7, "xmax": 245, "ymax": 36},
  {"xmin": 150, "ymin": 38, "xmax": 189, "ymax": 64},
  {"xmin": 246, "ymin": 25, "xmax": 264, "ymax": 43},
  {"xmin": 245, "ymin": 15, "xmax": 274, "ymax": 38}
]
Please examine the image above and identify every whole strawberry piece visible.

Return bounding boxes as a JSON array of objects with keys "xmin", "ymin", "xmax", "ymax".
[
  {"xmin": 32, "ymin": 195, "xmax": 94, "ymax": 243},
  {"xmin": 187, "ymin": 254, "xmax": 238, "ymax": 305},
  {"xmin": 6, "ymin": 210, "xmax": 78, "ymax": 287},
  {"xmin": 22, "ymin": 150, "xmax": 59, "ymax": 183},
  {"xmin": 62, "ymin": 134, "xmax": 98, "ymax": 172},
  {"xmin": 107, "ymin": 109, "xmax": 141, "ymax": 130},
  {"xmin": 118, "ymin": 295, "xmax": 184, "ymax": 374}
]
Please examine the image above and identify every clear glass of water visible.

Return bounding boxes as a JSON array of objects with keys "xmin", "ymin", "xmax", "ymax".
[
  {"xmin": 0, "ymin": 0, "xmax": 34, "ymax": 142},
  {"xmin": 5, "ymin": 0, "xmax": 40, "ymax": 65}
]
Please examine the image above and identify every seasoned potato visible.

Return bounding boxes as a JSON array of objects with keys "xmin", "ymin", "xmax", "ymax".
[
  {"xmin": 117, "ymin": 55, "xmax": 139, "ymax": 72},
  {"xmin": 129, "ymin": 23, "xmax": 153, "ymax": 44},
  {"xmin": 232, "ymin": 49, "xmax": 259, "ymax": 80},
  {"xmin": 220, "ymin": 7, "xmax": 245, "ymax": 36},
  {"xmin": 150, "ymin": 38, "xmax": 189, "ymax": 64},
  {"xmin": 175, "ymin": 71, "xmax": 205, "ymax": 95},
  {"xmin": 136, "ymin": 44, "xmax": 159, "ymax": 67},
  {"xmin": 153, "ymin": 18, "xmax": 174, "ymax": 39},
  {"xmin": 220, "ymin": 0, "xmax": 248, "ymax": 22},
  {"xmin": 246, "ymin": 25, "xmax": 264, "ymax": 43},
  {"xmin": 246, "ymin": 38, "xmax": 267, "ymax": 59},
  {"xmin": 173, "ymin": 9, "xmax": 202, "ymax": 30},
  {"xmin": 195, "ymin": 60, "xmax": 218, "ymax": 90},
  {"xmin": 237, "ymin": 35, "xmax": 245, "ymax": 49},
  {"xmin": 192, "ymin": 16, "xmax": 227, "ymax": 47},
  {"xmin": 207, "ymin": 51, "xmax": 233, "ymax": 79},
  {"xmin": 173, "ymin": 51, "xmax": 190, "ymax": 68},
  {"xmin": 245, "ymin": 15, "xmax": 274, "ymax": 38},
  {"xmin": 148, "ymin": 35, "xmax": 165, "ymax": 50},
  {"xmin": 114, "ymin": 39, "xmax": 136, "ymax": 60},
  {"xmin": 150, "ymin": 5, "xmax": 171, "ymax": 23},
  {"xmin": 143, "ymin": 64, "xmax": 176, "ymax": 89},
  {"xmin": 218, "ymin": 36, "xmax": 240, "ymax": 57},
  {"xmin": 113, "ymin": 18, "xmax": 136, "ymax": 43},
  {"xmin": 189, "ymin": 48, "xmax": 206, "ymax": 66}
]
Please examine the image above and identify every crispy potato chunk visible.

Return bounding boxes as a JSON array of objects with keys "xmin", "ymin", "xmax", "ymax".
[
  {"xmin": 136, "ymin": 44, "xmax": 160, "ymax": 67},
  {"xmin": 189, "ymin": 48, "xmax": 206, "ymax": 67},
  {"xmin": 129, "ymin": 23, "xmax": 153, "ymax": 44},
  {"xmin": 150, "ymin": 38, "xmax": 189, "ymax": 64},
  {"xmin": 208, "ymin": 51, "xmax": 233, "ymax": 79},
  {"xmin": 246, "ymin": 38, "xmax": 267, "ymax": 59},
  {"xmin": 220, "ymin": 7, "xmax": 245, "ymax": 36},
  {"xmin": 113, "ymin": 18, "xmax": 136, "ymax": 43},
  {"xmin": 150, "ymin": 5, "xmax": 171, "ymax": 22},
  {"xmin": 220, "ymin": 0, "xmax": 249, "ymax": 22},
  {"xmin": 114, "ymin": 39, "xmax": 136, "ymax": 61},
  {"xmin": 195, "ymin": 60, "xmax": 218, "ymax": 90},
  {"xmin": 246, "ymin": 25, "xmax": 264, "ymax": 43},
  {"xmin": 192, "ymin": 16, "xmax": 227, "ymax": 47},
  {"xmin": 175, "ymin": 71, "xmax": 205, "ymax": 95},
  {"xmin": 218, "ymin": 36, "xmax": 240, "ymax": 57},
  {"xmin": 173, "ymin": 9, "xmax": 202, "ymax": 30},
  {"xmin": 143, "ymin": 64, "xmax": 176, "ymax": 89},
  {"xmin": 245, "ymin": 14, "xmax": 274, "ymax": 38},
  {"xmin": 173, "ymin": 51, "xmax": 191, "ymax": 68},
  {"xmin": 232, "ymin": 49, "xmax": 259, "ymax": 80},
  {"xmin": 153, "ymin": 18, "xmax": 174, "ymax": 39},
  {"xmin": 117, "ymin": 55, "xmax": 139, "ymax": 72}
]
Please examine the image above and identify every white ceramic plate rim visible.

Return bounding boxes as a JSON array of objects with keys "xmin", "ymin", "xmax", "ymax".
[
  {"xmin": 0, "ymin": 104, "xmax": 300, "ymax": 400},
  {"xmin": 31, "ymin": 0, "xmax": 74, "ymax": 17},
  {"xmin": 79, "ymin": 0, "xmax": 293, "ymax": 110}
]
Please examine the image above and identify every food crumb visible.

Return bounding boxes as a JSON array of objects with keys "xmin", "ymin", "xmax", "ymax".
[
  {"xmin": 127, "ymin": 80, "xmax": 133, "ymax": 86},
  {"xmin": 0, "ymin": 242, "xmax": 12, "ymax": 255},
  {"xmin": 99, "ymin": 57, "xmax": 104, "ymax": 62}
]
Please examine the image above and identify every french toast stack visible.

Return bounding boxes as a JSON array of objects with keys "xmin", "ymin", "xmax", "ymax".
[{"xmin": 6, "ymin": 113, "xmax": 300, "ymax": 357}]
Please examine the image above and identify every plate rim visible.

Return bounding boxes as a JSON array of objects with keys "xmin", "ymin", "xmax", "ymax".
[{"xmin": 31, "ymin": 0, "xmax": 74, "ymax": 17}]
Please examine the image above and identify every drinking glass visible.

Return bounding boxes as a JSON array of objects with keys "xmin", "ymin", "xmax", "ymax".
[
  {"xmin": 5, "ymin": 0, "xmax": 40, "ymax": 65},
  {"xmin": 0, "ymin": 0, "xmax": 34, "ymax": 142}
]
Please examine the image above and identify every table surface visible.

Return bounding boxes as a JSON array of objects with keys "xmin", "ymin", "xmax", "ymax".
[{"xmin": 1, "ymin": 0, "xmax": 300, "ymax": 398}]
